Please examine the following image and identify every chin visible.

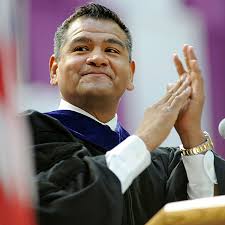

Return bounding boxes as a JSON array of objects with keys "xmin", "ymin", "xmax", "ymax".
[
  {"xmin": 84, "ymin": 89, "xmax": 113, "ymax": 97},
  {"xmin": 80, "ymin": 83, "xmax": 114, "ymax": 95}
]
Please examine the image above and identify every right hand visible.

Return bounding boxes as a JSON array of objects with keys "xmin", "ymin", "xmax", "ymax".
[{"xmin": 135, "ymin": 76, "xmax": 191, "ymax": 151}]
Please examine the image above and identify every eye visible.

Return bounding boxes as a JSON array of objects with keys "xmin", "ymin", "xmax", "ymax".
[
  {"xmin": 73, "ymin": 46, "xmax": 89, "ymax": 52},
  {"xmin": 105, "ymin": 48, "xmax": 120, "ymax": 54}
]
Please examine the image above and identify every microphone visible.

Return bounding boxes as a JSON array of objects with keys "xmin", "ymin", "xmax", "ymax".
[{"xmin": 218, "ymin": 118, "xmax": 225, "ymax": 139}]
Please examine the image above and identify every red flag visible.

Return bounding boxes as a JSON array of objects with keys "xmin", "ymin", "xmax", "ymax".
[{"xmin": 0, "ymin": 0, "xmax": 37, "ymax": 224}]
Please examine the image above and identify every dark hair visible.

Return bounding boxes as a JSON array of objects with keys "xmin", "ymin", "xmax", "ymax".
[{"xmin": 54, "ymin": 3, "xmax": 132, "ymax": 61}]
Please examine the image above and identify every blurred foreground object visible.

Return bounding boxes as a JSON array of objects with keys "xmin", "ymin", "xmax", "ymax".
[
  {"xmin": 146, "ymin": 195, "xmax": 225, "ymax": 225},
  {"xmin": 218, "ymin": 118, "xmax": 225, "ymax": 139},
  {"xmin": 0, "ymin": 0, "xmax": 37, "ymax": 224}
]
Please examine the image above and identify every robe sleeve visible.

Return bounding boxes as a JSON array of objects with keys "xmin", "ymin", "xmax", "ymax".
[
  {"xmin": 128, "ymin": 146, "xmax": 225, "ymax": 225},
  {"xmin": 124, "ymin": 146, "xmax": 188, "ymax": 225}
]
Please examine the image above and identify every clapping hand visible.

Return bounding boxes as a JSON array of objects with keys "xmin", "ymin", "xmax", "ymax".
[{"xmin": 172, "ymin": 44, "xmax": 206, "ymax": 148}]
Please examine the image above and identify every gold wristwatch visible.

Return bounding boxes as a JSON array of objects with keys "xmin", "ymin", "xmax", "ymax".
[{"xmin": 180, "ymin": 131, "xmax": 214, "ymax": 156}]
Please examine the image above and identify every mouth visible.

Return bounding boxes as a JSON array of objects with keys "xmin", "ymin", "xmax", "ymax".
[{"xmin": 81, "ymin": 72, "xmax": 112, "ymax": 79}]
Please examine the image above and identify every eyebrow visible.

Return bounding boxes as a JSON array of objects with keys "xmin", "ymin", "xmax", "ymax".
[
  {"xmin": 69, "ymin": 36, "xmax": 126, "ymax": 49},
  {"xmin": 104, "ymin": 38, "xmax": 125, "ymax": 49},
  {"xmin": 70, "ymin": 36, "xmax": 91, "ymax": 45}
]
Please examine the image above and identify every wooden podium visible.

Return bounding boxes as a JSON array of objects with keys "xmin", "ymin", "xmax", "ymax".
[{"xmin": 146, "ymin": 195, "xmax": 225, "ymax": 225}]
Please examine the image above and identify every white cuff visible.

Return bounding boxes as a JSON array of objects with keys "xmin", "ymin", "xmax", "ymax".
[
  {"xmin": 105, "ymin": 135, "xmax": 151, "ymax": 193},
  {"xmin": 182, "ymin": 150, "xmax": 218, "ymax": 199}
]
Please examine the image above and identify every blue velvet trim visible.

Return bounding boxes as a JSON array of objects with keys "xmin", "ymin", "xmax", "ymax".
[{"xmin": 45, "ymin": 110, "xmax": 130, "ymax": 152}]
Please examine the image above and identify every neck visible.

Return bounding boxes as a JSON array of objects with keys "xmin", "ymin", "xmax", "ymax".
[{"xmin": 64, "ymin": 97, "xmax": 119, "ymax": 123}]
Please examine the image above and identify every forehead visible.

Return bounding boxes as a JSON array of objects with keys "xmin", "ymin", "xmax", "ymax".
[{"xmin": 65, "ymin": 17, "xmax": 127, "ymax": 44}]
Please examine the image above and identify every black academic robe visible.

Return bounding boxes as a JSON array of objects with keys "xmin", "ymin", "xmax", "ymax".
[{"xmin": 25, "ymin": 110, "xmax": 225, "ymax": 225}]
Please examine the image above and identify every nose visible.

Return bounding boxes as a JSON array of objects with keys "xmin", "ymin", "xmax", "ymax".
[{"xmin": 86, "ymin": 49, "xmax": 109, "ymax": 67}]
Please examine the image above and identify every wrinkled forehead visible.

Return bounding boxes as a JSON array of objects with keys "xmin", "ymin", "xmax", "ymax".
[{"xmin": 65, "ymin": 17, "xmax": 127, "ymax": 45}]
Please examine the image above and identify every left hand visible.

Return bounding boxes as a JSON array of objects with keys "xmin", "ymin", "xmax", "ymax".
[{"xmin": 171, "ymin": 44, "xmax": 205, "ymax": 148}]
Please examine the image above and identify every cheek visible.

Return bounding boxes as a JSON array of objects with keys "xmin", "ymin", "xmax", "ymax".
[
  {"xmin": 112, "ymin": 56, "xmax": 129, "ymax": 71},
  {"xmin": 113, "ymin": 62, "xmax": 131, "ymax": 85},
  {"xmin": 58, "ymin": 57, "xmax": 84, "ymax": 83}
]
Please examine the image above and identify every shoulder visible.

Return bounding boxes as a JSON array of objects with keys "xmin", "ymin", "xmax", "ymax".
[
  {"xmin": 23, "ymin": 110, "xmax": 60, "ymax": 129},
  {"xmin": 22, "ymin": 110, "xmax": 75, "ymax": 144}
]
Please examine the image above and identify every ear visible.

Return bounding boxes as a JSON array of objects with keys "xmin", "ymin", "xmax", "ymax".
[
  {"xmin": 126, "ymin": 60, "xmax": 135, "ymax": 91},
  {"xmin": 49, "ymin": 54, "xmax": 59, "ymax": 86}
]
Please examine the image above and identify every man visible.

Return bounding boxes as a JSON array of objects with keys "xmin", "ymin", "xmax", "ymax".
[{"xmin": 26, "ymin": 3, "xmax": 225, "ymax": 225}]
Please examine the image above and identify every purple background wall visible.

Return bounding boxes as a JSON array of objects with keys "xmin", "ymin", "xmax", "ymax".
[
  {"xmin": 185, "ymin": 0, "xmax": 225, "ymax": 157},
  {"xmin": 30, "ymin": 0, "xmax": 86, "ymax": 83}
]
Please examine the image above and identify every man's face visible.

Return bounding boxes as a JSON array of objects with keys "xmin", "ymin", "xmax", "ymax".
[{"xmin": 50, "ymin": 17, "xmax": 135, "ymax": 105}]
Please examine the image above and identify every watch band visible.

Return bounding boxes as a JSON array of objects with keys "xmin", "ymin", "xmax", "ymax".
[{"xmin": 180, "ymin": 131, "xmax": 214, "ymax": 156}]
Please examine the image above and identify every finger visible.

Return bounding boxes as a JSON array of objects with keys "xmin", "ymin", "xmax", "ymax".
[
  {"xmin": 161, "ymin": 74, "xmax": 189, "ymax": 104},
  {"xmin": 188, "ymin": 47, "xmax": 202, "ymax": 76},
  {"xmin": 190, "ymin": 59, "xmax": 201, "ymax": 74},
  {"xmin": 167, "ymin": 83, "xmax": 175, "ymax": 91},
  {"xmin": 190, "ymin": 59, "xmax": 204, "ymax": 97},
  {"xmin": 188, "ymin": 46, "xmax": 197, "ymax": 60},
  {"xmin": 173, "ymin": 53, "xmax": 186, "ymax": 77},
  {"xmin": 176, "ymin": 75, "xmax": 191, "ymax": 94},
  {"xmin": 167, "ymin": 76, "xmax": 191, "ymax": 105},
  {"xmin": 160, "ymin": 79, "xmax": 183, "ymax": 104},
  {"xmin": 183, "ymin": 44, "xmax": 191, "ymax": 72},
  {"xmin": 169, "ymin": 86, "xmax": 191, "ymax": 110},
  {"xmin": 169, "ymin": 75, "xmax": 190, "ymax": 94}
]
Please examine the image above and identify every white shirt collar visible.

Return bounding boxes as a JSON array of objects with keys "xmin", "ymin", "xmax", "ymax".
[{"xmin": 58, "ymin": 99, "xmax": 118, "ymax": 131}]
